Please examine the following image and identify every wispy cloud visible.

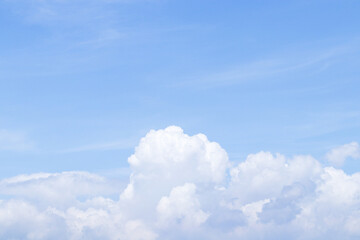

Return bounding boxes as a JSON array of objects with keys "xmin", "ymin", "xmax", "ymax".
[
  {"xmin": 175, "ymin": 41, "xmax": 359, "ymax": 88},
  {"xmin": 0, "ymin": 129, "xmax": 35, "ymax": 152},
  {"xmin": 7, "ymin": 0, "xmax": 156, "ymax": 26},
  {"xmin": 61, "ymin": 139, "xmax": 136, "ymax": 153},
  {"xmin": 326, "ymin": 142, "xmax": 360, "ymax": 167}
]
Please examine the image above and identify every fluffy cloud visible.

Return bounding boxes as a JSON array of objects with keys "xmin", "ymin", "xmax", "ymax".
[
  {"xmin": 120, "ymin": 126, "xmax": 229, "ymax": 221},
  {"xmin": 0, "ymin": 198, "xmax": 157, "ymax": 240},
  {"xmin": 127, "ymin": 126, "xmax": 229, "ymax": 184},
  {"xmin": 326, "ymin": 142, "xmax": 360, "ymax": 166},
  {"xmin": 228, "ymin": 152, "xmax": 322, "ymax": 205},
  {"xmin": 0, "ymin": 126, "xmax": 360, "ymax": 239},
  {"xmin": 53, "ymin": 203, "xmax": 157, "ymax": 240},
  {"xmin": 156, "ymin": 183, "xmax": 209, "ymax": 228}
]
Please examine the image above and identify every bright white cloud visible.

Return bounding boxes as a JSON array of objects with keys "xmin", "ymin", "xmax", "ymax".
[
  {"xmin": 0, "ymin": 126, "xmax": 360, "ymax": 239},
  {"xmin": 0, "ymin": 200, "xmax": 63, "ymax": 239},
  {"xmin": 120, "ymin": 126, "xmax": 229, "ymax": 216},
  {"xmin": 228, "ymin": 152, "xmax": 322, "ymax": 205},
  {"xmin": 0, "ymin": 198, "xmax": 157, "ymax": 240},
  {"xmin": 128, "ymin": 126, "xmax": 229, "ymax": 184},
  {"xmin": 325, "ymin": 142, "xmax": 360, "ymax": 166},
  {"xmin": 54, "ymin": 204, "xmax": 157, "ymax": 240},
  {"xmin": 156, "ymin": 183, "xmax": 209, "ymax": 228}
]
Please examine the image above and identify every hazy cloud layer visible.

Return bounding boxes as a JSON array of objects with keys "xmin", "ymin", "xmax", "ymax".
[
  {"xmin": 0, "ymin": 129, "xmax": 34, "ymax": 152},
  {"xmin": 0, "ymin": 126, "xmax": 359, "ymax": 239},
  {"xmin": 326, "ymin": 142, "xmax": 360, "ymax": 167}
]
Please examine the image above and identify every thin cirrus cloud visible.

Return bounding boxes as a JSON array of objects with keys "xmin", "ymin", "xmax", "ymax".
[
  {"xmin": 0, "ymin": 126, "xmax": 360, "ymax": 239},
  {"xmin": 0, "ymin": 129, "xmax": 35, "ymax": 152},
  {"xmin": 175, "ymin": 41, "xmax": 360, "ymax": 88},
  {"xmin": 0, "ymin": 171, "xmax": 119, "ymax": 205},
  {"xmin": 8, "ymin": 0, "xmax": 151, "ymax": 25},
  {"xmin": 61, "ymin": 138, "xmax": 137, "ymax": 153}
]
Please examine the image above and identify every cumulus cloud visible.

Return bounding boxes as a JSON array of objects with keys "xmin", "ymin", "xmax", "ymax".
[
  {"xmin": 127, "ymin": 126, "xmax": 229, "ymax": 184},
  {"xmin": 0, "ymin": 198, "xmax": 157, "ymax": 240},
  {"xmin": 156, "ymin": 183, "xmax": 209, "ymax": 228},
  {"xmin": 0, "ymin": 126, "xmax": 360, "ymax": 239},
  {"xmin": 119, "ymin": 126, "xmax": 229, "ymax": 220},
  {"xmin": 326, "ymin": 142, "xmax": 360, "ymax": 166},
  {"xmin": 228, "ymin": 152, "xmax": 321, "ymax": 205}
]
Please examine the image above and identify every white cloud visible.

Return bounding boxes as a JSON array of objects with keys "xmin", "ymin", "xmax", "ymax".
[
  {"xmin": 127, "ymin": 126, "xmax": 229, "ymax": 185},
  {"xmin": 290, "ymin": 167, "xmax": 360, "ymax": 239},
  {"xmin": 0, "ymin": 198, "xmax": 157, "ymax": 240},
  {"xmin": 239, "ymin": 199, "xmax": 270, "ymax": 225},
  {"xmin": 0, "ymin": 126, "xmax": 360, "ymax": 239},
  {"xmin": 55, "ymin": 205, "xmax": 156, "ymax": 240},
  {"xmin": 0, "ymin": 172, "xmax": 118, "ymax": 205},
  {"xmin": 0, "ymin": 200, "xmax": 63, "ymax": 239},
  {"xmin": 325, "ymin": 142, "xmax": 360, "ymax": 166},
  {"xmin": 228, "ymin": 152, "xmax": 322, "ymax": 205},
  {"xmin": 156, "ymin": 183, "xmax": 209, "ymax": 228}
]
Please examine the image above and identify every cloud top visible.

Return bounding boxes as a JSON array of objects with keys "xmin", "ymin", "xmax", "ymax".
[{"xmin": 0, "ymin": 126, "xmax": 359, "ymax": 240}]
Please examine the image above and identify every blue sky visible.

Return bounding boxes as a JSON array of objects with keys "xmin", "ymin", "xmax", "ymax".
[
  {"xmin": 1, "ymin": 1, "xmax": 360, "ymax": 239},
  {"xmin": 1, "ymin": 0, "xmax": 360, "ymax": 177}
]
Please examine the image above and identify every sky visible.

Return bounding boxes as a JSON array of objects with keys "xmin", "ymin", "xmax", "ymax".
[{"xmin": 1, "ymin": 0, "xmax": 360, "ymax": 239}]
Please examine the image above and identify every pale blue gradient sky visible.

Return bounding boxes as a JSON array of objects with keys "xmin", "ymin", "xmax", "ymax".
[{"xmin": 1, "ymin": 0, "xmax": 360, "ymax": 177}]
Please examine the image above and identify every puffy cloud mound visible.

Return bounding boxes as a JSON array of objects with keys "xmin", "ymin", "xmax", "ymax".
[
  {"xmin": 156, "ymin": 183, "xmax": 209, "ymax": 228},
  {"xmin": 228, "ymin": 152, "xmax": 322, "ymax": 207},
  {"xmin": 0, "ymin": 127, "xmax": 360, "ymax": 240},
  {"xmin": 120, "ymin": 126, "xmax": 229, "ymax": 219},
  {"xmin": 128, "ymin": 126, "xmax": 229, "ymax": 184}
]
